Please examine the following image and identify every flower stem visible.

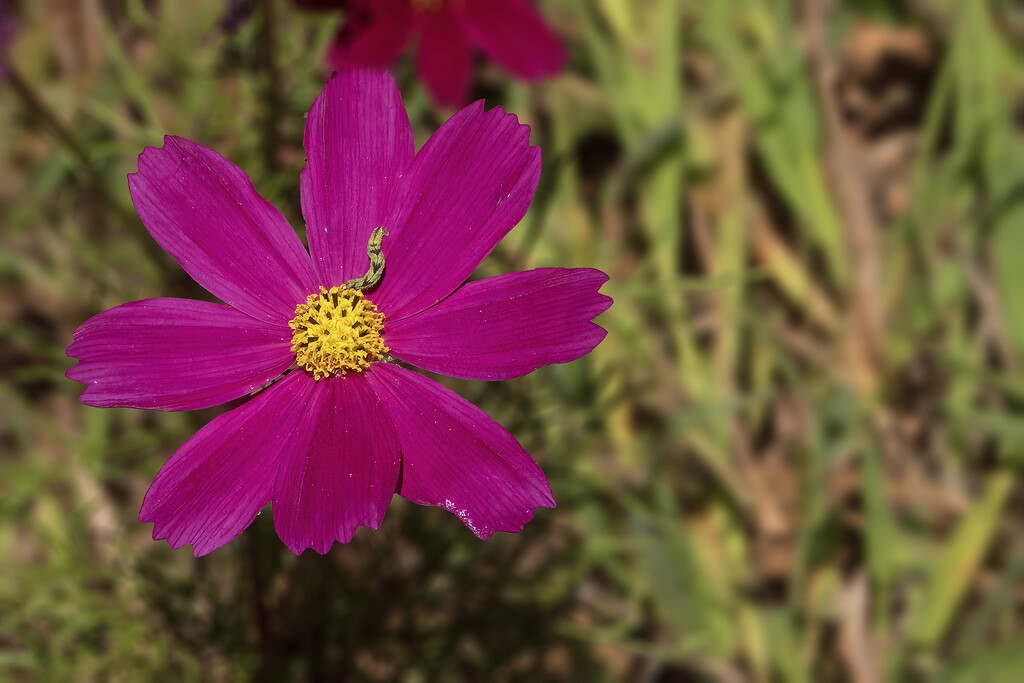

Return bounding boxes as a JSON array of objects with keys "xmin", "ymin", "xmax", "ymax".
[
  {"xmin": 259, "ymin": 0, "xmax": 282, "ymax": 172},
  {"xmin": 6, "ymin": 66, "xmax": 129, "ymax": 220}
]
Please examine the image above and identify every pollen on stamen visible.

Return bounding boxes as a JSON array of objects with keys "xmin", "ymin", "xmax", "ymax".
[{"xmin": 289, "ymin": 286, "xmax": 388, "ymax": 380}]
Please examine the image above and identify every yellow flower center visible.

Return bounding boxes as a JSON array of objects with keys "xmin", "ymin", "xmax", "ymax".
[{"xmin": 289, "ymin": 286, "xmax": 388, "ymax": 380}]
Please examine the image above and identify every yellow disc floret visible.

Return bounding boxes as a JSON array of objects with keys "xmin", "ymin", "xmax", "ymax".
[{"xmin": 289, "ymin": 286, "xmax": 388, "ymax": 380}]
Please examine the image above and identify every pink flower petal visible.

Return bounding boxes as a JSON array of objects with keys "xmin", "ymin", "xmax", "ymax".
[
  {"xmin": 140, "ymin": 371, "xmax": 316, "ymax": 557},
  {"xmin": 457, "ymin": 0, "xmax": 566, "ymax": 80},
  {"xmin": 414, "ymin": 6, "xmax": 473, "ymax": 106},
  {"xmin": 272, "ymin": 372, "xmax": 400, "ymax": 554},
  {"xmin": 385, "ymin": 268, "xmax": 611, "ymax": 380},
  {"xmin": 370, "ymin": 101, "xmax": 540, "ymax": 321},
  {"xmin": 301, "ymin": 70, "xmax": 415, "ymax": 286},
  {"xmin": 325, "ymin": 0, "xmax": 412, "ymax": 69},
  {"xmin": 66, "ymin": 298, "xmax": 293, "ymax": 411},
  {"xmin": 367, "ymin": 363, "xmax": 554, "ymax": 539},
  {"xmin": 128, "ymin": 136, "xmax": 318, "ymax": 323}
]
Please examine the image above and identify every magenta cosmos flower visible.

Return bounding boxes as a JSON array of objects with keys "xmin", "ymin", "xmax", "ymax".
[
  {"xmin": 66, "ymin": 70, "xmax": 610, "ymax": 556},
  {"xmin": 295, "ymin": 0, "xmax": 566, "ymax": 106}
]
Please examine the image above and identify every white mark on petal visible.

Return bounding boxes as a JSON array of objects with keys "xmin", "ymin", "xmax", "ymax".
[{"xmin": 443, "ymin": 499, "xmax": 481, "ymax": 537}]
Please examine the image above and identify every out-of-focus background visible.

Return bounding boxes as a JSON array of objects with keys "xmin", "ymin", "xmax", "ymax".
[{"xmin": 3, "ymin": 0, "xmax": 1024, "ymax": 680}]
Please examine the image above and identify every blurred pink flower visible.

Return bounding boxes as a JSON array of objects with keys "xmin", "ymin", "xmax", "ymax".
[
  {"xmin": 297, "ymin": 0, "xmax": 566, "ymax": 106},
  {"xmin": 67, "ymin": 70, "xmax": 610, "ymax": 556},
  {"xmin": 0, "ymin": 1, "xmax": 16, "ymax": 79}
]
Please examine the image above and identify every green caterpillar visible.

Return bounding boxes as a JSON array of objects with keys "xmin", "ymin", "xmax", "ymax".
[{"xmin": 344, "ymin": 226, "xmax": 387, "ymax": 290}]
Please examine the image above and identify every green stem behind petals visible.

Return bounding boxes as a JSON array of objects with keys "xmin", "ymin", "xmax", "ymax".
[{"xmin": 4, "ymin": 66, "xmax": 166, "ymax": 267}]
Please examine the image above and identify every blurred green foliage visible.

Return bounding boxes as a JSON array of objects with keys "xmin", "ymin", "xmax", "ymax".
[{"xmin": 3, "ymin": 0, "xmax": 1024, "ymax": 680}]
